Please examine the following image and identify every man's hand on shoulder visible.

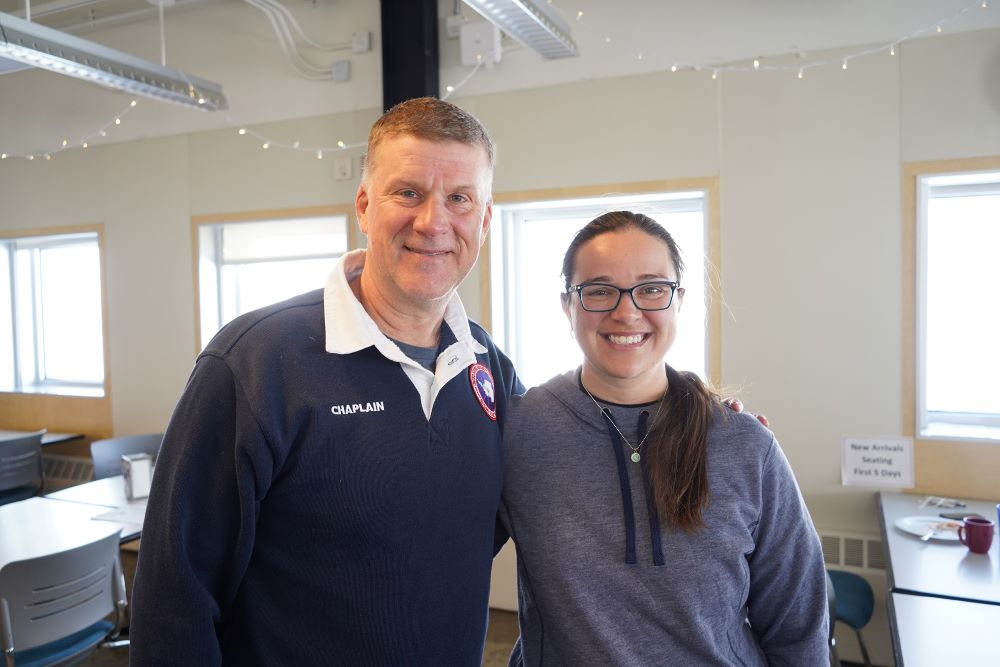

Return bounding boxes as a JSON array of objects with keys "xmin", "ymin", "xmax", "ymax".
[{"xmin": 722, "ymin": 398, "xmax": 770, "ymax": 429}]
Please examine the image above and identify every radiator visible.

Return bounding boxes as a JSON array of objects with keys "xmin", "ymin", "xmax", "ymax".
[{"xmin": 41, "ymin": 454, "xmax": 93, "ymax": 491}]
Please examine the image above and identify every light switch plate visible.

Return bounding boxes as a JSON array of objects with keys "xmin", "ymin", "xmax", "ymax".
[
  {"xmin": 334, "ymin": 157, "xmax": 352, "ymax": 181},
  {"xmin": 331, "ymin": 60, "xmax": 350, "ymax": 82},
  {"xmin": 351, "ymin": 31, "xmax": 371, "ymax": 53}
]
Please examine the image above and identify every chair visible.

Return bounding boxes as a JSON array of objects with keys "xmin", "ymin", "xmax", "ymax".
[
  {"xmin": 0, "ymin": 530, "xmax": 128, "ymax": 666},
  {"xmin": 0, "ymin": 431, "xmax": 46, "ymax": 507},
  {"xmin": 827, "ymin": 569, "xmax": 874, "ymax": 667},
  {"xmin": 90, "ymin": 433, "xmax": 163, "ymax": 480}
]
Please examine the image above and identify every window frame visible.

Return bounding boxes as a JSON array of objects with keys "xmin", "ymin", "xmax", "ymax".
[
  {"xmin": 902, "ymin": 156, "xmax": 1000, "ymax": 498},
  {"xmin": 191, "ymin": 205, "xmax": 359, "ymax": 355},
  {"xmin": 0, "ymin": 225, "xmax": 110, "ymax": 397},
  {"xmin": 480, "ymin": 178, "xmax": 721, "ymax": 387},
  {"xmin": 916, "ymin": 175, "xmax": 1000, "ymax": 438}
]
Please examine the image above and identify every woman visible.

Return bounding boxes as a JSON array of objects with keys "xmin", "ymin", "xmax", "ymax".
[{"xmin": 499, "ymin": 211, "xmax": 828, "ymax": 665}]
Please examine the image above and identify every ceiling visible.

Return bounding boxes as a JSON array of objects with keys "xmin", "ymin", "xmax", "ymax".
[
  {"xmin": 1, "ymin": 0, "xmax": 998, "ymax": 154},
  {"xmin": 0, "ymin": 0, "xmax": 222, "ymax": 33},
  {"xmin": 3, "ymin": 0, "xmax": 997, "ymax": 62}
]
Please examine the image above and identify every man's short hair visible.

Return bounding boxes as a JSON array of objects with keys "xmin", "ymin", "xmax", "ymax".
[{"xmin": 365, "ymin": 97, "xmax": 495, "ymax": 179}]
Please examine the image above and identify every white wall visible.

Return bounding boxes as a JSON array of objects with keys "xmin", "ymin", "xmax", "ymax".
[
  {"xmin": 720, "ymin": 50, "xmax": 904, "ymax": 533},
  {"xmin": 2, "ymin": 26, "xmax": 999, "ymax": 665}
]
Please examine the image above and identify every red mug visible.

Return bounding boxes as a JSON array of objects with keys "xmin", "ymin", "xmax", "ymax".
[{"xmin": 958, "ymin": 516, "xmax": 995, "ymax": 554}]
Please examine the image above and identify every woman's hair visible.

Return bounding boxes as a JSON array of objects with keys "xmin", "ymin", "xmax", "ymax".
[
  {"xmin": 562, "ymin": 211, "xmax": 721, "ymax": 532},
  {"xmin": 561, "ymin": 210, "xmax": 684, "ymax": 292}
]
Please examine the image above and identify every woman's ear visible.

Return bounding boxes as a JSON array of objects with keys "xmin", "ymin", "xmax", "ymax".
[{"xmin": 561, "ymin": 293, "xmax": 574, "ymax": 330}]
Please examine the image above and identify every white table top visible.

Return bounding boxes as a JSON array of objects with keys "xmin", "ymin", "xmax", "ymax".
[
  {"xmin": 891, "ymin": 592, "xmax": 1000, "ymax": 666},
  {"xmin": 0, "ymin": 429, "xmax": 83, "ymax": 446},
  {"xmin": 45, "ymin": 475, "xmax": 147, "ymax": 540},
  {"xmin": 0, "ymin": 497, "xmax": 124, "ymax": 568},
  {"xmin": 47, "ymin": 475, "xmax": 144, "ymax": 508},
  {"xmin": 878, "ymin": 491, "xmax": 1000, "ymax": 605}
]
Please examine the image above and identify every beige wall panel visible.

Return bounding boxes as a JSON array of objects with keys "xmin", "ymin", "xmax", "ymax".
[
  {"xmin": 187, "ymin": 108, "xmax": 380, "ymax": 217},
  {"xmin": 101, "ymin": 136, "xmax": 197, "ymax": 436},
  {"xmin": 464, "ymin": 70, "xmax": 721, "ymax": 194},
  {"xmin": 718, "ymin": 51, "xmax": 902, "ymax": 534},
  {"xmin": 901, "ymin": 29, "xmax": 1000, "ymax": 162},
  {"xmin": 0, "ymin": 148, "xmax": 105, "ymax": 230}
]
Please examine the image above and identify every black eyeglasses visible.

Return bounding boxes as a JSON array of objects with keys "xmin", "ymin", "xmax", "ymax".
[{"xmin": 567, "ymin": 281, "xmax": 681, "ymax": 312}]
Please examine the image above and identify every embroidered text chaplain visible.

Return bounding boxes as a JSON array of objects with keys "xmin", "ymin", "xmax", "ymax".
[{"xmin": 331, "ymin": 402, "xmax": 386, "ymax": 415}]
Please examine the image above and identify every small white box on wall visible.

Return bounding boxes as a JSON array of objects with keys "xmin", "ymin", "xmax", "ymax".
[{"xmin": 460, "ymin": 22, "xmax": 501, "ymax": 67}]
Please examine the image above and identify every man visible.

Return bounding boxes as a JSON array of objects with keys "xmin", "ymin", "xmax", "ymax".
[{"xmin": 130, "ymin": 97, "xmax": 522, "ymax": 665}]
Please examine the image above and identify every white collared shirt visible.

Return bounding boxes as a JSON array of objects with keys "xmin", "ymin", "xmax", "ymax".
[{"xmin": 324, "ymin": 249, "xmax": 488, "ymax": 420}]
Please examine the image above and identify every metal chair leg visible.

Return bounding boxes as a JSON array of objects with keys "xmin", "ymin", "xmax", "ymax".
[
  {"xmin": 829, "ymin": 635, "xmax": 843, "ymax": 667},
  {"xmin": 855, "ymin": 628, "xmax": 872, "ymax": 667}
]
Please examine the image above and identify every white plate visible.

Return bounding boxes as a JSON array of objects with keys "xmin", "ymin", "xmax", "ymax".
[{"xmin": 895, "ymin": 516, "xmax": 963, "ymax": 542}]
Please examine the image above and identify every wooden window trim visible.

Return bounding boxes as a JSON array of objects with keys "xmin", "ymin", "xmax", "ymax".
[{"xmin": 902, "ymin": 156, "xmax": 1000, "ymax": 499}]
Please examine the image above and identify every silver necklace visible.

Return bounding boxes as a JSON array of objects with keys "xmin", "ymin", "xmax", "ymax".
[{"xmin": 582, "ymin": 383, "xmax": 664, "ymax": 463}]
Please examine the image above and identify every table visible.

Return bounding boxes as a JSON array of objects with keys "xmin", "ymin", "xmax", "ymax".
[
  {"xmin": 0, "ymin": 496, "xmax": 126, "ymax": 568},
  {"xmin": 889, "ymin": 592, "xmax": 1000, "ymax": 666},
  {"xmin": 877, "ymin": 492, "xmax": 1000, "ymax": 605},
  {"xmin": 46, "ymin": 475, "xmax": 147, "ymax": 542},
  {"xmin": 0, "ymin": 429, "xmax": 84, "ymax": 446},
  {"xmin": 878, "ymin": 491, "xmax": 1000, "ymax": 666}
]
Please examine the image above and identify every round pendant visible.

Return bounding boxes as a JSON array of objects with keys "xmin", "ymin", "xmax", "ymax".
[{"xmin": 630, "ymin": 452, "xmax": 641, "ymax": 463}]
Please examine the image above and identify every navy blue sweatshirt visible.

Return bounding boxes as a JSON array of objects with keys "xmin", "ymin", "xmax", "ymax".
[{"xmin": 129, "ymin": 287, "xmax": 520, "ymax": 666}]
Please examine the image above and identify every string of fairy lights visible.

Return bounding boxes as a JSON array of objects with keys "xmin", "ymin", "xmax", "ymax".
[
  {"xmin": 1, "ymin": 99, "xmax": 139, "ymax": 161},
  {"xmin": 1, "ymin": 0, "xmax": 992, "ymax": 162}
]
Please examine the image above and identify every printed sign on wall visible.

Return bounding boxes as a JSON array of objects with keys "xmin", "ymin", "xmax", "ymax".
[{"xmin": 841, "ymin": 436, "xmax": 914, "ymax": 488}]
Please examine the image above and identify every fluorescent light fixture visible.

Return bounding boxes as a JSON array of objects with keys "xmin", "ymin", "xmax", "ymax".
[
  {"xmin": 462, "ymin": 0, "xmax": 577, "ymax": 60},
  {"xmin": 0, "ymin": 11, "xmax": 227, "ymax": 110}
]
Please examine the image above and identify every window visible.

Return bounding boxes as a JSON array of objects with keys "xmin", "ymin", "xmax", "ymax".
[
  {"xmin": 490, "ymin": 190, "xmax": 712, "ymax": 388},
  {"xmin": 197, "ymin": 214, "xmax": 349, "ymax": 349},
  {"xmin": 916, "ymin": 169, "xmax": 1000, "ymax": 441},
  {"xmin": 1, "ymin": 231, "xmax": 105, "ymax": 396}
]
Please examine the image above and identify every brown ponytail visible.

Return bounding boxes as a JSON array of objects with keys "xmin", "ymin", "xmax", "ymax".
[{"xmin": 644, "ymin": 365, "xmax": 723, "ymax": 532}]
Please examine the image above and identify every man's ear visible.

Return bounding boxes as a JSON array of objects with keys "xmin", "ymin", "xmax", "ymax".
[
  {"xmin": 478, "ymin": 200, "xmax": 493, "ymax": 246},
  {"xmin": 355, "ymin": 183, "xmax": 370, "ymax": 234}
]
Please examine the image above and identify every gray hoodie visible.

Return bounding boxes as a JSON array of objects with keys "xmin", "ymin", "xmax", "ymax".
[{"xmin": 498, "ymin": 368, "xmax": 829, "ymax": 666}]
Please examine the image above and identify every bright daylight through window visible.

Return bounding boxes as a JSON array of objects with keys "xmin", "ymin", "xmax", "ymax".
[
  {"xmin": 491, "ymin": 192, "xmax": 708, "ymax": 388},
  {"xmin": 918, "ymin": 170, "xmax": 1000, "ymax": 441},
  {"xmin": 197, "ymin": 215, "xmax": 348, "ymax": 350},
  {"xmin": 0, "ymin": 231, "xmax": 105, "ymax": 396}
]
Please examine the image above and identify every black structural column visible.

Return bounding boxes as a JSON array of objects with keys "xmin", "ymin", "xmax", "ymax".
[{"xmin": 380, "ymin": 0, "xmax": 439, "ymax": 110}]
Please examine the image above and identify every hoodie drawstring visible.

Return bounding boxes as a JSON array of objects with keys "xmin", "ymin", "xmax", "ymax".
[
  {"xmin": 599, "ymin": 408, "xmax": 665, "ymax": 566},
  {"xmin": 637, "ymin": 409, "xmax": 666, "ymax": 566},
  {"xmin": 601, "ymin": 407, "xmax": 638, "ymax": 564}
]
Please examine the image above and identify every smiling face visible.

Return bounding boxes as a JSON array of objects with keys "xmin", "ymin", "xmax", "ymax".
[
  {"xmin": 563, "ymin": 226, "xmax": 684, "ymax": 402},
  {"xmin": 356, "ymin": 134, "xmax": 493, "ymax": 314}
]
